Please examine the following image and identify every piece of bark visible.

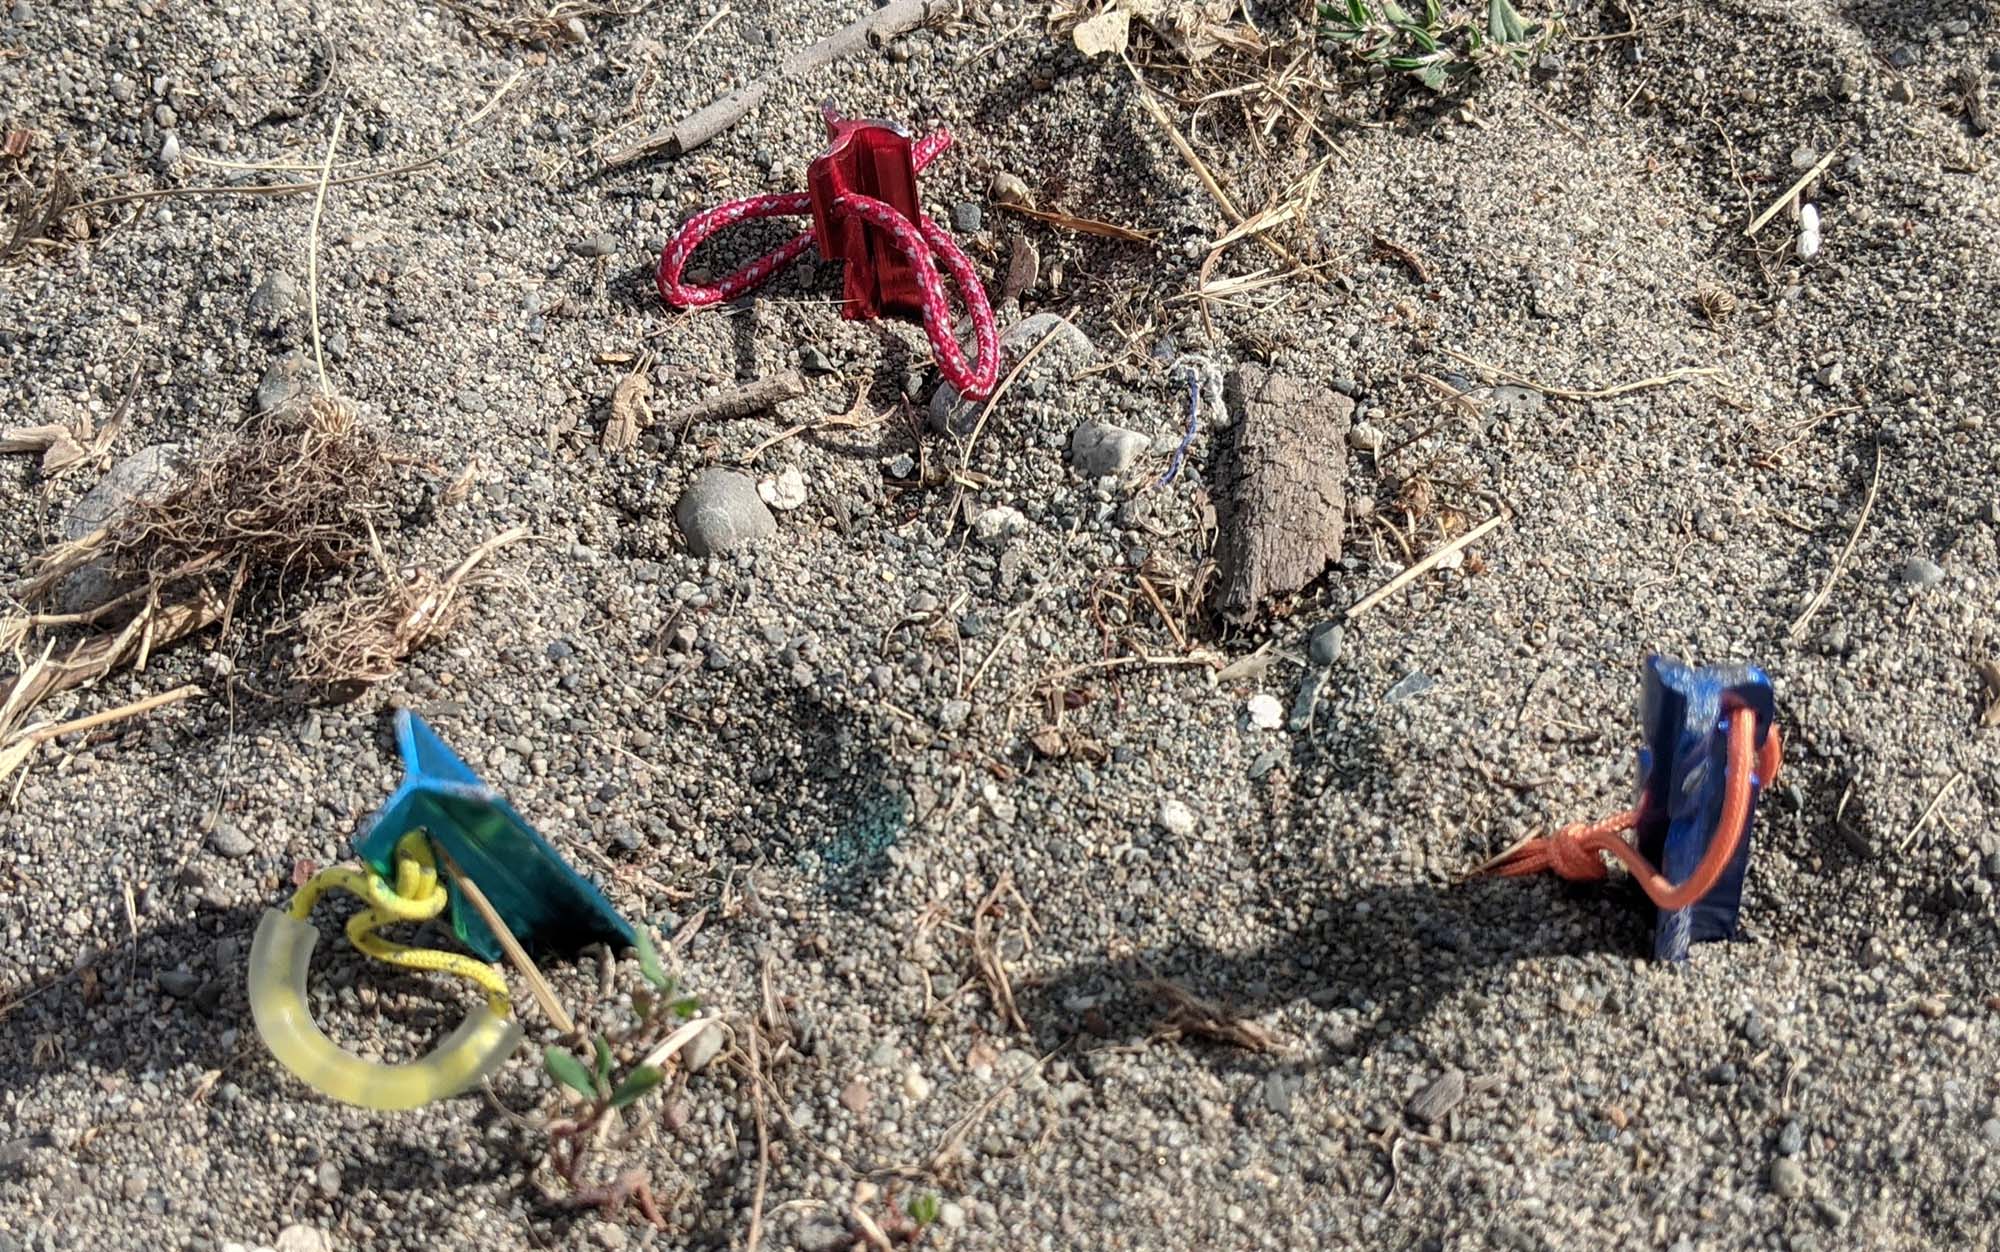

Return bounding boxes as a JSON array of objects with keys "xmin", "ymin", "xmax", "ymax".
[
  {"xmin": 1405, "ymin": 1067, "xmax": 1466, "ymax": 1125},
  {"xmin": 603, "ymin": 372, "xmax": 652, "ymax": 453},
  {"xmin": 603, "ymin": 0, "xmax": 957, "ymax": 167},
  {"xmin": 675, "ymin": 370, "xmax": 807, "ymax": 427},
  {"xmin": 1211, "ymin": 365, "xmax": 1352, "ymax": 625}
]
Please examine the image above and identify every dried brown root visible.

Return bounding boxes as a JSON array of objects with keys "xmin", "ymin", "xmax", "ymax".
[
  {"xmin": 20, "ymin": 393, "xmax": 390, "ymax": 609},
  {"xmin": 1139, "ymin": 979, "xmax": 1288, "ymax": 1053},
  {"xmin": 292, "ymin": 525, "xmax": 529, "ymax": 691}
]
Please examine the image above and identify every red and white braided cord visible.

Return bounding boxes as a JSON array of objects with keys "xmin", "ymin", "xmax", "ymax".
[{"xmin": 656, "ymin": 130, "xmax": 999, "ymax": 400}]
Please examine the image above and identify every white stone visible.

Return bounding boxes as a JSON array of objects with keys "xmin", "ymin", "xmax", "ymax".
[{"xmin": 1247, "ymin": 693, "xmax": 1284, "ymax": 730}]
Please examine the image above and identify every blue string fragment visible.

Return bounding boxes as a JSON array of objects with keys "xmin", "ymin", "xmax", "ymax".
[{"xmin": 1156, "ymin": 370, "xmax": 1202, "ymax": 488}]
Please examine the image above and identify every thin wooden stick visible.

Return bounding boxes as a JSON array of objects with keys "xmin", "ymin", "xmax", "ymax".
[
  {"xmin": 306, "ymin": 108, "xmax": 345, "ymax": 396},
  {"xmin": 25, "ymin": 684, "xmax": 202, "ymax": 743},
  {"xmin": 1441, "ymin": 347, "xmax": 1718, "ymax": 402},
  {"xmin": 745, "ymin": 1022, "xmax": 771, "ymax": 1252},
  {"xmin": 432, "ymin": 843, "xmax": 576, "ymax": 1037},
  {"xmin": 1787, "ymin": 444, "xmax": 1883, "ymax": 642},
  {"xmin": 1745, "ymin": 148, "xmax": 1838, "ymax": 237},
  {"xmin": 1346, "ymin": 510, "xmax": 1509, "ymax": 620},
  {"xmin": 1897, "ymin": 770, "xmax": 1964, "ymax": 854},
  {"xmin": 603, "ymin": 0, "xmax": 956, "ymax": 166}
]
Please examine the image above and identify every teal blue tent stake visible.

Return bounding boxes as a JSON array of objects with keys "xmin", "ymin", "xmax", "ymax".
[{"xmin": 352, "ymin": 709, "xmax": 636, "ymax": 963}]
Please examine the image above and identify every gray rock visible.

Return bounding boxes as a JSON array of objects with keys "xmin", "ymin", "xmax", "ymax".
[
  {"xmin": 1816, "ymin": 362, "xmax": 1844, "ymax": 387},
  {"xmin": 64, "ymin": 444, "xmax": 180, "ymax": 542},
  {"xmin": 675, "ymin": 469, "xmax": 776, "ymax": 557},
  {"xmin": 248, "ymin": 272, "xmax": 300, "ymax": 331},
  {"xmin": 1289, "ymin": 667, "xmax": 1326, "ymax": 731},
  {"xmin": 682, "ymin": 1020, "xmax": 723, "ymax": 1072},
  {"xmin": 208, "ymin": 823, "xmax": 254, "ymax": 859},
  {"xmin": 1981, "ymin": 1116, "xmax": 2000, "ymax": 1147},
  {"xmin": 59, "ymin": 444, "xmax": 182, "ymax": 612},
  {"xmin": 455, "ymin": 387, "xmax": 486, "ymax": 415},
  {"xmin": 1778, "ymin": 1119, "xmax": 1805, "ymax": 1156},
  {"xmin": 1487, "ymin": 384, "xmax": 1544, "ymax": 420},
  {"xmin": 972, "ymin": 505, "xmax": 1027, "ymax": 546},
  {"xmin": 314, "ymin": 1161, "xmax": 340, "ymax": 1197},
  {"xmin": 1068, "ymin": 421, "xmax": 1148, "ymax": 479},
  {"xmin": 569, "ymin": 232, "xmax": 615, "ymax": 257},
  {"xmin": 950, "ymin": 201, "xmax": 982, "ymax": 233},
  {"xmin": 1001, "ymin": 312, "xmax": 1091, "ymax": 359},
  {"xmin": 1307, "ymin": 621, "xmax": 1344, "ymax": 667},
  {"xmin": 254, "ymin": 350, "xmax": 309, "ymax": 415},
  {"xmin": 1897, "ymin": 556, "xmax": 1945, "ymax": 587},
  {"xmin": 1770, "ymin": 1156, "xmax": 1806, "ymax": 1198},
  {"xmin": 157, "ymin": 970, "xmax": 199, "ymax": 998},
  {"xmin": 1886, "ymin": 46, "xmax": 1917, "ymax": 69}
]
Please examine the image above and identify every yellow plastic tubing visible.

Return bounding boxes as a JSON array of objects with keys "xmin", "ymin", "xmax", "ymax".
[{"xmin": 245, "ymin": 834, "xmax": 524, "ymax": 1110}]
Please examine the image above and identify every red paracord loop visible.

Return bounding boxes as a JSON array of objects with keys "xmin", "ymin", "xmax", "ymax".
[{"xmin": 655, "ymin": 129, "xmax": 999, "ymax": 401}]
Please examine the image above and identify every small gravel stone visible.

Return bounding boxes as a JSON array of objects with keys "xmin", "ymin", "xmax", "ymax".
[
  {"xmin": 1770, "ymin": 1157, "xmax": 1806, "ymax": 1199},
  {"xmin": 972, "ymin": 505, "xmax": 1027, "ymax": 546},
  {"xmin": 902, "ymin": 1065, "xmax": 932, "ymax": 1102},
  {"xmin": 248, "ymin": 272, "xmax": 300, "ymax": 331},
  {"xmin": 758, "ymin": 466, "xmax": 808, "ymax": 512},
  {"xmin": 987, "ymin": 171, "xmax": 1031, "ymax": 206},
  {"xmin": 1068, "ymin": 421, "xmax": 1148, "ymax": 478},
  {"xmin": 682, "ymin": 1021, "xmax": 723, "ymax": 1073},
  {"xmin": 274, "ymin": 1227, "xmax": 329, "ymax": 1252},
  {"xmin": 1898, "ymin": 556, "xmax": 1945, "ymax": 587},
  {"xmin": 1307, "ymin": 621, "xmax": 1344, "ymax": 666},
  {"xmin": 208, "ymin": 823, "xmax": 254, "ymax": 858},
  {"xmin": 1777, "ymin": 1120, "xmax": 1805, "ymax": 1156},
  {"xmin": 569, "ymin": 232, "xmax": 615, "ymax": 257},
  {"xmin": 157, "ymin": 969, "xmax": 199, "ymax": 998},
  {"xmin": 949, "ymin": 202, "xmax": 981, "ymax": 233},
  {"xmin": 1245, "ymin": 693, "xmax": 1283, "ymax": 730},
  {"xmin": 676, "ymin": 469, "xmax": 777, "ymax": 556},
  {"xmin": 1346, "ymin": 423, "xmax": 1385, "ymax": 454},
  {"xmin": 1155, "ymin": 798, "xmax": 1196, "ymax": 838}
]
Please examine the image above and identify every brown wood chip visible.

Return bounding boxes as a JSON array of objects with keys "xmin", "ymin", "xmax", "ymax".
[
  {"xmin": 1211, "ymin": 365, "xmax": 1352, "ymax": 624},
  {"xmin": 1405, "ymin": 1067, "xmax": 1466, "ymax": 1125}
]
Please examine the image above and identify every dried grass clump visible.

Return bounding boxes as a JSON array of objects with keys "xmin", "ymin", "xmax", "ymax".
[
  {"xmin": 2, "ymin": 395, "xmax": 515, "ymax": 753},
  {"xmin": 293, "ymin": 526, "xmax": 526, "ymax": 690},
  {"xmin": 21, "ymin": 393, "xmax": 391, "ymax": 609}
]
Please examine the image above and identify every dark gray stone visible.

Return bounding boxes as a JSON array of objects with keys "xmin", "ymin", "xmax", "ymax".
[{"xmin": 675, "ymin": 469, "xmax": 776, "ymax": 557}]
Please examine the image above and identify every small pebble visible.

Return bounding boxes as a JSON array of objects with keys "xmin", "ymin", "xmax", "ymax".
[
  {"xmin": 1770, "ymin": 1157, "xmax": 1806, "ymax": 1199},
  {"xmin": 902, "ymin": 1066, "xmax": 932, "ymax": 1102},
  {"xmin": 675, "ymin": 469, "xmax": 776, "ymax": 556},
  {"xmin": 1898, "ymin": 556, "xmax": 1945, "ymax": 587},
  {"xmin": 1307, "ymin": 622, "xmax": 1344, "ymax": 667},
  {"xmin": 1778, "ymin": 1120, "xmax": 1805, "ymax": 1156},
  {"xmin": 1245, "ymin": 693, "xmax": 1283, "ymax": 730},
  {"xmin": 1155, "ymin": 798, "xmax": 1196, "ymax": 838},
  {"xmin": 949, "ymin": 201, "xmax": 982, "ymax": 233}
]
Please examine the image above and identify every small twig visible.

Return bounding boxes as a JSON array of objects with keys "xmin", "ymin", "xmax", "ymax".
[
  {"xmin": 1786, "ymin": 444, "xmax": 1883, "ymax": 642},
  {"xmin": 1441, "ymin": 348, "xmax": 1719, "ymax": 402},
  {"xmin": 305, "ymin": 108, "xmax": 345, "ymax": 396},
  {"xmin": 676, "ymin": 370, "xmax": 806, "ymax": 428},
  {"xmin": 603, "ymin": 0, "xmax": 957, "ymax": 165},
  {"xmin": 1346, "ymin": 510, "xmax": 1509, "ymax": 620},
  {"xmin": 1896, "ymin": 770, "xmax": 1964, "ymax": 855},
  {"xmin": 1745, "ymin": 148, "xmax": 1838, "ymax": 238},
  {"xmin": 745, "ymin": 1023, "xmax": 771, "ymax": 1252},
  {"xmin": 20, "ymin": 684, "xmax": 202, "ymax": 744},
  {"xmin": 433, "ymin": 843, "xmax": 576, "ymax": 1036}
]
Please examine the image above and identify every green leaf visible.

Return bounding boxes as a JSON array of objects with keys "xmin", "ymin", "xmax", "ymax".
[
  {"xmin": 669, "ymin": 995, "xmax": 700, "ymax": 1021},
  {"xmin": 907, "ymin": 1193, "xmax": 942, "ymax": 1227},
  {"xmin": 608, "ymin": 1064, "xmax": 665, "ymax": 1109},
  {"xmin": 592, "ymin": 1034, "xmax": 614, "ymax": 1093},
  {"xmin": 1487, "ymin": 0, "xmax": 1528, "ymax": 45},
  {"xmin": 544, "ymin": 1046, "xmax": 598, "ymax": 1100},
  {"xmin": 633, "ymin": 928, "xmax": 671, "ymax": 991},
  {"xmin": 1417, "ymin": 62, "xmax": 1452, "ymax": 91},
  {"xmin": 1397, "ymin": 23, "xmax": 1439, "ymax": 51},
  {"xmin": 1346, "ymin": 0, "xmax": 1369, "ymax": 24},
  {"xmin": 1379, "ymin": 0, "xmax": 1410, "ymax": 22}
]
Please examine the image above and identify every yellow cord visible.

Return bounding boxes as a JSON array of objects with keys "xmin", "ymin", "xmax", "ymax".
[{"xmin": 284, "ymin": 832, "xmax": 511, "ymax": 1017}]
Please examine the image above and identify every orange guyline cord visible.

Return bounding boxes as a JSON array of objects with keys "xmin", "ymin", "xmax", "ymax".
[{"xmin": 1480, "ymin": 705, "xmax": 1784, "ymax": 911}]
